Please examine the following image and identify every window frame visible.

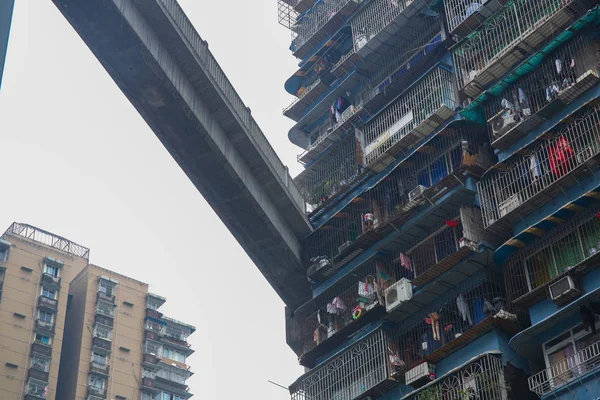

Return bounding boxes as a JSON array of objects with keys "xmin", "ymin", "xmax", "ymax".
[
  {"xmin": 41, "ymin": 286, "xmax": 57, "ymax": 300},
  {"xmin": 44, "ymin": 264, "xmax": 60, "ymax": 278},
  {"xmin": 35, "ymin": 333, "xmax": 52, "ymax": 345},
  {"xmin": 38, "ymin": 309, "xmax": 54, "ymax": 323},
  {"xmin": 163, "ymin": 347, "xmax": 186, "ymax": 363}
]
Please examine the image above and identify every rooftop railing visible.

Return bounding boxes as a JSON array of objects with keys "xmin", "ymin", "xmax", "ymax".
[{"xmin": 3, "ymin": 222, "xmax": 89, "ymax": 259}]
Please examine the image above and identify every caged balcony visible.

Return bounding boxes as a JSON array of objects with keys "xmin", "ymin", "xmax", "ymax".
[
  {"xmin": 504, "ymin": 204, "xmax": 600, "ymax": 307},
  {"xmin": 443, "ymin": 0, "xmax": 509, "ymax": 40},
  {"xmin": 404, "ymin": 353, "xmax": 509, "ymax": 400},
  {"xmin": 289, "ymin": 255, "xmax": 406, "ymax": 367},
  {"xmin": 392, "ymin": 270, "xmax": 522, "ymax": 369},
  {"xmin": 25, "ymin": 378, "xmax": 48, "ymax": 400},
  {"xmin": 289, "ymin": 0, "xmax": 361, "ymax": 60},
  {"xmin": 350, "ymin": 0, "xmax": 435, "ymax": 59},
  {"xmin": 289, "ymin": 329, "xmax": 401, "ymax": 400},
  {"xmin": 303, "ymin": 126, "xmax": 494, "ymax": 276},
  {"xmin": 28, "ymin": 353, "xmax": 51, "ymax": 383},
  {"xmin": 37, "ymin": 296, "xmax": 58, "ymax": 312},
  {"xmin": 528, "ymin": 339, "xmax": 600, "ymax": 397},
  {"xmin": 294, "ymin": 134, "xmax": 366, "ymax": 215},
  {"xmin": 297, "ymin": 23, "xmax": 445, "ymax": 166},
  {"xmin": 453, "ymin": 0, "xmax": 596, "ymax": 99},
  {"xmin": 482, "ymin": 34, "xmax": 600, "ymax": 150},
  {"xmin": 478, "ymin": 102, "xmax": 600, "ymax": 231},
  {"xmin": 361, "ymin": 66, "xmax": 457, "ymax": 172}
]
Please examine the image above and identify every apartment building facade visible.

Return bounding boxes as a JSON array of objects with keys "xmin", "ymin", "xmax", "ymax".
[
  {"xmin": 0, "ymin": 223, "xmax": 194, "ymax": 400},
  {"xmin": 277, "ymin": 0, "xmax": 600, "ymax": 399}
]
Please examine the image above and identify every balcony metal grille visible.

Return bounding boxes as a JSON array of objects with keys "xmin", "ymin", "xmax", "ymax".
[
  {"xmin": 303, "ymin": 127, "xmax": 490, "ymax": 267},
  {"xmin": 30, "ymin": 354, "xmax": 51, "ymax": 373},
  {"xmin": 291, "ymin": 0, "xmax": 357, "ymax": 58},
  {"xmin": 350, "ymin": 0, "xmax": 427, "ymax": 54},
  {"xmin": 392, "ymin": 270, "xmax": 520, "ymax": 368},
  {"xmin": 453, "ymin": 0, "xmax": 593, "ymax": 98},
  {"xmin": 362, "ymin": 67, "xmax": 456, "ymax": 167},
  {"xmin": 482, "ymin": 34, "xmax": 600, "ymax": 149},
  {"xmin": 478, "ymin": 103, "xmax": 600, "ymax": 230},
  {"xmin": 290, "ymin": 329, "xmax": 391, "ymax": 400},
  {"xmin": 504, "ymin": 204, "xmax": 600, "ymax": 304},
  {"xmin": 25, "ymin": 378, "xmax": 48, "ymax": 399},
  {"xmin": 405, "ymin": 353, "xmax": 508, "ymax": 400},
  {"xmin": 294, "ymin": 135, "xmax": 363, "ymax": 210},
  {"xmin": 529, "ymin": 340, "xmax": 600, "ymax": 396}
]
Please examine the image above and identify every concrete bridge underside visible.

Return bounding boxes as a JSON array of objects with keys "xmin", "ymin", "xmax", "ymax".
[{"xmin": 52, "ymin": 0, "xmax": 312, "ymax": 308}]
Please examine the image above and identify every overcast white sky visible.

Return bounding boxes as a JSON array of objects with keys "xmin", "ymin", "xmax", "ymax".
[{"xmin": 0, "ymin": 1, "xmax": 305, "ymax": 399}]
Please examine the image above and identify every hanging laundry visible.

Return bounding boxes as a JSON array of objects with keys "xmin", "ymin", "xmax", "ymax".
[
  {"xmin": 529, "ymin": 153, "xmax": 542, "ymax": 182},
  {"xmin": 327, "ymin": 296, "xmax": 346, "ymax": 314},
  {"xmin": 399, "ymin": 252, "xmax": 412, "ymax": 271},
  {"xmin": 456, "ymin": 294, "xmax": 473, "ymax": 326},
  {"xmin": 549, "ymin": 137, "xmax": 575, "ymax": 178},
  {"xmin": 429, "ymin": 312, "xmax": 441, "ymax": 341},
  {"xmin": 555, "ymin": 58, "xmax": 563, "ymax": 75},
  {"xmin": 500, "ymin": 98, "xmax": 515, "ymax": 111}
]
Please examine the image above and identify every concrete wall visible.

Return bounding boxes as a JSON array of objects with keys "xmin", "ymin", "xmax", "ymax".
[
  {"xmin": 0, "ymin": 233, "xmax": 88, "ymax": 400},
  {"xmin": 63, "ymin": 265, "xmax": 149, "ymax": 400}
]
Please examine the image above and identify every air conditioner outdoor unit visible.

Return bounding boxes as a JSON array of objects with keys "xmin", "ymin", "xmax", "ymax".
[
  {"xmin": 489, "ymin": 111, "xmax": 517, "ymax": 140},
  {"xmin": 405, "ymin": 362, "xmax": 436, "ymax": 386},
  {"xmin": 549, "ymin": 275, "xmax": 581, "ymax": 305},
  {"xmin": 340, "ymin": 105, "xmax": 355, "ymax": 122},
  {"xmin": 409, "ymin": 185, "xmax": 427, "ymax": 202},
  {"xmin": 385, "ymin": 278, "xmax": 413, "ymax": 312},
  {"xmin": 499, "ymin": 194, "xmax": 521, "ymax": 218}
]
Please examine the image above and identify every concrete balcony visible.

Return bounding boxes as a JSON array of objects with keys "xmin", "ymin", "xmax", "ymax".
[
  {"xmin": 90, "ymin": 357, "xmax": 109, "ymax": 377},
  {"xmin": 30, "ymin": 342, "xmax": 52, "ymax": 358},
  {"xmin": 35, "ymin": 320, "xmax": 55, "ymax": 335},
  {"xmin": 37, "ymin": 296, "xmax": 58, "ymax": 312},
  {"xmin": 41, "ymin": 273, "xmax": 61, "ymax": 289}
]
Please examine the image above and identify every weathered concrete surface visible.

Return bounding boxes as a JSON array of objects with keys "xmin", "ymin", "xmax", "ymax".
[{"xmin": 52, "ymin": 0, "xmax": 312, "ymax": 308}]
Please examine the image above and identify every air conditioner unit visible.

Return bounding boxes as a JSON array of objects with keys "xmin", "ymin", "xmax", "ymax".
[
  {"xmin": 499, "ymin": 194, "xmax": 521, "ymax": 218},
  {"xmin": 549, "ymin": 275, "xmax": 580, "ymax": 305},
  {"xmin": 385, "ymin": 278, "xmax": 413, "ymax": 312},
  {"xmin": 489, "ymin": 111, "xmax": 517, "ymax": 140},
  {"xmin": 405, "ymin": 362, "xmax": 436, "ymax": 386},
  {"xmin": 409, "ymin": 185, "xmax": 427, "ymax": 202},
  {"xmin": 339, "ymin": 105, "xmax": 355, "ymax": 122}
]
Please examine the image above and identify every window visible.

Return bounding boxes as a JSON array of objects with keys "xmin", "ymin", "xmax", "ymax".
[
  {"xmin": 38, "ymin": 310, "xmax": 54, "ymax": 323},
  {"xmin": 35, "ymin": 333, "xmax": 51, "ymax": 345},
  {"xmin": 92, "ymin": 351, "xmax": 108, "ymax": 366},
  {"xmin": 93, "ymin": 324, "xmax": 113, "ymax": 341},
  {"xmin": 99, "ymin": 280, "xmax": 116, "ymax": 297},
  {"xmin": 165, "ymin": 325, "xmax": 189, "ymax": 341},
  {"xmin": 41, "ymin": 287, "xmax": 57, "ymax": 300},
  {"xmin": 543, "ymin": 322, "xmax": 600, "ymax": 387},
  {"xmin": 417, "ymin": 145, "xmax": 462, "ymax": 188},
  {"xmin": 0, "ymin": 247, "xmax": 8, "ymax": 262},
  {"xmin": 163, "ymin": 347, "xmax": 186, "ymax": 363},
  {"xmin": 89, "ymin": 375, "xmax": 106, "ymax": 389},
  {"xmin": 44, "ymin": 264, "xmax": 60, "ymax": 278}
]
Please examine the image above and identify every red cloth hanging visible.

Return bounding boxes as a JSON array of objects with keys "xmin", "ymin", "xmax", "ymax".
[
  {"xmin": 549, "ymin": 137, "xmax": 575, "ymax": 178},
  {"xmin": 445, "ymin": 220, "xmax": 459, "ymax": 228}
]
